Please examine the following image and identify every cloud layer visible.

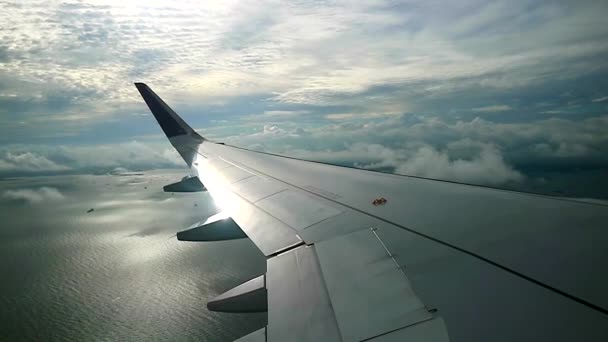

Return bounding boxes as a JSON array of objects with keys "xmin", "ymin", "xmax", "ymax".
[
  {"xmin": 1, "ymin": 0, "xmax": 607, "ymax": 137},
  {"xmin": 0, "ymin": 1, "xmax": 607, "ymax": 196},
  {"xmin": 2, "ymin": 187, "xmax": 65, "ymax": 204},
  {"xmin": 2, "ymin": 113, "xmax": 605, "ymax": 193},
  {"xmin": 0, "ymin": 141, "xmax": 183, "ymax": 176},
  {"xmin": 0, "ymin": 152, "xmax": 70, "ymax": 173}
]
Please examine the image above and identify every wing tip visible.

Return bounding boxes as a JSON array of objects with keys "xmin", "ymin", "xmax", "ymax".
[{"xmin": 133, "ymin": 82, "xmax": 203, "ymax": 140}]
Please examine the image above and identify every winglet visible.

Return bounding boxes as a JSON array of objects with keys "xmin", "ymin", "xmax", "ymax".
[
  {"xmin": 135, "ymin": 83, "xmax": 205, "ymax": 166},
  {"xmin": 134, "ymin": 83, "xmax": 204, "ymax": 140}
]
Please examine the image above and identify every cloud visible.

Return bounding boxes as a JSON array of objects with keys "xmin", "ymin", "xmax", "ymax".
[
  {"xmin": 0, "ymin": 152, "xmax": 70, "ymax": 172},
  {"xmin": 0, "ymin": 1, "xmax": 607, "ymax": 196},
  {"xmin": 262, "ymin": 111, "xmax": 305, "ymax": 117},
  {"xmin": 324, "ymin": 112, "xmax": 399, "ymax": 120},
  {"xmin": 2, "ymin": 187, "xmax": 65, "ymax": 204},
  {"xmin": 284, "ymin": 141, "xmax": 523, "ymax": 185},
  {"xmin": 592, "ymin": 96, "xmax": 608, "ymax": 103},
  {"xmin": 56, "ymin": 141, "xmax": 184, "ymax": 170},
  {"xmin": 0, "ymin": 112, "xmax": 605, "ymax": 194},
  {"xmin": 1, "ymin": 112, "xmax": 599, "ymax": 187},
  {"xmin": 224, "ymin": 114, "xmax": 608, "ymax": 159},
  {"xmin": 239, "ymin": 110, "xmax": 309, "ymax": 122},
  {"xmin": 393, "ymin": 145, "xmax": 523, "ymax": 185},
  {"xmin": 472, "ymin": 105, "xmax": 512, "ymax": 113},
  {"xmin": 0, "ymin": 141, "xmax": 183, "ymax": 176},
  {"xmin": 216, "ymin": 114, "xmax": 608, "ymax": 187},
  {"xmin": 570, "ymin": 198, "xmax": 608, "ymax": 206},
  {"xmin": 2, "ymin": 0, "xmax": 608, "ymax": 143}
]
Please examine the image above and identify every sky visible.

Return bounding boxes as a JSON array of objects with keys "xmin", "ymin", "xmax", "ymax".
[{"xmin": 1, "ymin": 0, "xmax": 608, "ymax": 197}]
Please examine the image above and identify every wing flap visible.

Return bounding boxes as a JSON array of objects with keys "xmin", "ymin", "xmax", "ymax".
[
  {"xmin": 234, "ymin": 328, "xmax": 266, "ymax": 342},
  {"xmin": 266, "ymin": 245, "xmax": 342, "ymax": 341},
  {"xmin": 368, "ymin": 317, "xmax": 449, "ymax": 342},
  {"xmin": 316, "ymin": 227, "xmax": 440, "ymax": 342},
  {"xmin": 207, "ymin": 275, "xmax": 267, "ymax": 313}
]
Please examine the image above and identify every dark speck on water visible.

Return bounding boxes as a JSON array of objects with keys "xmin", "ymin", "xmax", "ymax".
[{"xmin": 87, "ymin": 208, "xmax": 94, "ymax": 213}]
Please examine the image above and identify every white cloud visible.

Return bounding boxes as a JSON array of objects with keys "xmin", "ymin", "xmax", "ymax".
[
  {"xmin": 214, "ymin": 114, "xmax": 608, "ymax": 185},
  {"xmin": 2, "ymin": 187, "xmax": 65, "ymax": 204},
  {"xmin": 472, "ymin": 105, "xmax": 512, "ymax": 113},
  {"xmin": 0, "ymin": 113, "xmax": 606, "ymax": 189},
  {"xmin": 2, "ymin": 0, "xmax": 607, "ymax": 128},
  {"xmin": 541, "ymin": 110, "xmax": 569, "ymax": 114},
  {"xmin": 109, "ymin": 167, "xmax": 131, "ymax": 175},
  {"xmin": 0, "ymin": 1, "xmax": 607, "ymax": 192},
  {"xmin": 0, "ymin": 141, "xmax": 183, "ymax": 175},
  {"xmin": 569, "ymin": 198, "xmax": 608, "ymax": 206},
  {"xmin": 592, "ymin": 96, "xmax": 608, "ymax": 103},
  {"xmin": 279, "ymin": 141, "xmax": 524, "ymax": 185},
  {"xmin": 393, "ymin": 145, "xmax": 523, "ymax": 185},
  {"xmin": 223, "ymin": 114, "xmax": 608, "ymax": 162},
  {"xmin": 262, "ymin": 111, "xmax": 306, "ymax": 117},
  {"xmin": 262, "ymin": 125, "xmax": 284, "ymax": 135},
  {"xmin": 57, "ymin": 141, "xmax": 184, "ymax": 170},
  {"xmin": 0, "ymin": 152, "xmax": 70, "ymax": 172},
  {"xmin": 239, "ymin": 110, "xmax": 309, "ymax": 122},
  {"xmin": 324, "ymin": 112, "xmax": 399, "ymax": 120}
]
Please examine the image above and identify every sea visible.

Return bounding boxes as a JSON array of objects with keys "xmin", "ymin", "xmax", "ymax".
[{"xmin": 0, "ymin": 170, "xmax": 267, "ymax": 341}]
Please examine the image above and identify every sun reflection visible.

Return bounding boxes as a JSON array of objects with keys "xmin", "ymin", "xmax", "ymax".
[
  {"xmin": 194, "ymin": 158, "xmax": 242, "ymax": 219},
  {"xmin": 125, "ymin": 237, "xmax": 172, "ymax": 264}
]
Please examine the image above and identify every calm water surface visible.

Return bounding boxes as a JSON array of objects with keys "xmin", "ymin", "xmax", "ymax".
[{"xmin": 0, "ymin": 171, "xmax": 266, "ymax": 341}]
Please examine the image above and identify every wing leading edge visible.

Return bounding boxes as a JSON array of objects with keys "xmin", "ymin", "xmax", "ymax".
[{"xmin": 135, "ymin": 83, "xmax": 608, "ymax": 342}]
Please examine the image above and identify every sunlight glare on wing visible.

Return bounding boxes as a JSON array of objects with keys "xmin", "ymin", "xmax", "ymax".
[
  {"xmin": 206, "ymin": 211, "xmax": 231, "ymax": 222},
  {"xmin": 194, "ymin": 158, "xmax": 242, "ymax": 219}
]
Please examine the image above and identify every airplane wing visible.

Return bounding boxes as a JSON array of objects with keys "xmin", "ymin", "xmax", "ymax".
[{"xmin": 134, "ymin": 83, "xmax": 608, "ymax": 342}]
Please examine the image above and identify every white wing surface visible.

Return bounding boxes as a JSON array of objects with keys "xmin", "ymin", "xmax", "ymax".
[{"xmin": 135, "ymin": 83, "xmax": 608, "ymax": 342}]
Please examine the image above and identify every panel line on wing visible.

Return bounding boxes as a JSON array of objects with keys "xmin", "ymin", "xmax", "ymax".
[
  {"xmin": 219, "ymin": 155, "xmax": 258, "ymax": 174},
  {"xmin": 359, "ymin": 316, "xmax": 441, "ymax": 342},
  {"xmin": 231, "ymin": 174, "xmax": 256, "ymax": 184},
  {"xmin": 370, "ymin": 227, "xmax": 409, "ymax": 282},
  {"xmin": 300, "ymin": 211, "xmax": 346, "ymax": 231},
  {"xmin": 267, "ymin": 240, "xmax": 306, "ymax": 258},
  {"xmin": 252, "ymin": 188, "xmax": 289, "ymax": 204}
]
